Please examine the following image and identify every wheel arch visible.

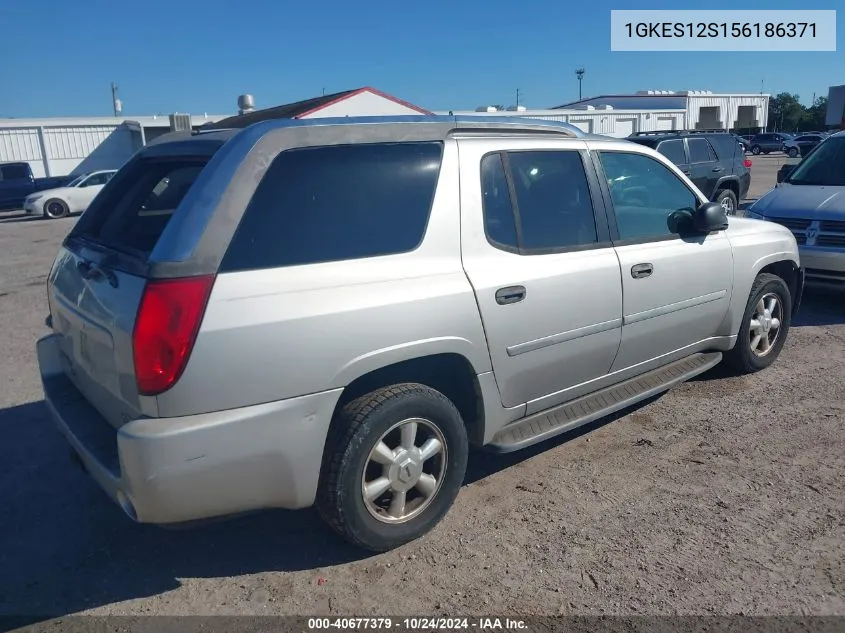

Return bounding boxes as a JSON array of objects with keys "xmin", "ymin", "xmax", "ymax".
[
  {"xmin": 758, "ymin": 258, "xmax": 803, "ymax": 316},
  {"xmin": 332, "ymin": 352, "xmax": 488, "ymax": 447},
  {"xmin": 719, "ymin": 252, "xmax": 802, "ymax": 338},
  {"xmin": 714, "ymin": 177, "xmax": 739, "ymax": 199}
]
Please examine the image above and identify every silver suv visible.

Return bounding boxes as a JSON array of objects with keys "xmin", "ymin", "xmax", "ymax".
[{"xmin": 37, "ymin": 116, "xmax": 804, "ymax": 552}]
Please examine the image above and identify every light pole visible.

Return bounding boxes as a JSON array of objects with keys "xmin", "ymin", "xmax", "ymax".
[{"xmin": 575, "ymin": 67, "xmax": 585, "ymax": 100}]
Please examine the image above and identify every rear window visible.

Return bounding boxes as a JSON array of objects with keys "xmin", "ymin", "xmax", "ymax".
[
  {"xmin": 220, "ymin": 141, "xmax": 444, "ymax": 272},
  {"xmin": 1, "ymin": 164, "xmax": 30, "ymax": 180},
  {"xmin": 72, "ymin": 157, "xmax": 209, "ymax": 257}
]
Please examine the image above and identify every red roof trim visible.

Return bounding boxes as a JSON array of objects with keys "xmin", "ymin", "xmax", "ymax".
[{"xmin": 296, "ymin": 86, "xmax": 431, "ymax": 118}]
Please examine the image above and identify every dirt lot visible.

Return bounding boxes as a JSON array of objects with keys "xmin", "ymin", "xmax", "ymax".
[{"xmin": 0, "ymin": 200, "xmax": 843, "ymax": 621}]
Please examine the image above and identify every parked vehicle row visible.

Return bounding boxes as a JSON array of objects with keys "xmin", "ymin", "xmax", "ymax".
[
  {"xmin": 0, "ymin": 162, "xmax": 74, "ymax": 211},
  {"xmin": 782, "ymin": 134, "xmax": 826, "ymax": 158},
  {"xmin": 23, "ymin": 170, "xmax": 116, "ymax": 219},
  {"xmin": 37, "ymin": 115, "xmax": 803, "ymax": 553},
  {"xmin": 741, "ymin": 131, "xmax": 833, "ymax": 157}
]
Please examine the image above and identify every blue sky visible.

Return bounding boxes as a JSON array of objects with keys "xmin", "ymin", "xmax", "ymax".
[{"xmin": 1, "ymin": 0, "xmax": 842, "ymax": 118}]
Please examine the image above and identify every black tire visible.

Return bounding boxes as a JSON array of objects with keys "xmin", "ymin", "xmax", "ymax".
[
  {"xmin": 787, "ymin": 147, "xmax": 799, "ymax": 158},
  {"xmin": 715, "ymin": 188, "xmax": 738, "ymax": 216},
  {"xmin": 316, "ymin": 383, "xmax": 468, "ymax": 552},
  {"xmin": 43, "ymin": 198, "xmax": 69, "ymax": 219},
  {"xmin": 724, "ymin": 273, "xmax": 792, "ymax": 374},
  {"xmin": 751, "ymin": 145, "xmax": 762, "ymax": 155}
]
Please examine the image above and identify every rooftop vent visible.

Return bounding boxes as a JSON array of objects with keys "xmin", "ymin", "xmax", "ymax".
[
  {"xmin": 237, "ymin": 94, "xmax": 256, "ymax": 115},
  {"xmin": 169, "ymin": 113, "xmax": 192, "ymax": 132}
]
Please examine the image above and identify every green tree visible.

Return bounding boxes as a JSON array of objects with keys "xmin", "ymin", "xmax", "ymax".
[
  {"xmin": 767, "ymin": 92, "xmax": 808, "ymax": 132},
  {"xmin": 806, "ymin": 96, "xmax": 829, "ymax": 130}
]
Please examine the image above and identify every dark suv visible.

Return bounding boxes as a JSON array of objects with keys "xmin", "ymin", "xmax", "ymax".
[
  {"xmin": 748, "ymin": 133, "xmax": 791, "ymax": 155},
  {"xmin": 627, "ymin": 131, "xmax": 750, "ymax": 214}
]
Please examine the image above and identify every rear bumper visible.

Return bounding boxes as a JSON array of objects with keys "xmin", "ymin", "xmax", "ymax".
[{"xmin": 37, "ymin": 333, "xmax": 343, "ymax": 524}]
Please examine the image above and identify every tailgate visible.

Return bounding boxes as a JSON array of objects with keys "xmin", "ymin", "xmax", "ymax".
[
  {"xmin": 49, "ymin": 248, "xmax": 149, "ymax": 428},
  {"xmin": 47, "ymin": 154, "xmax": 215, "ymax": 428}
]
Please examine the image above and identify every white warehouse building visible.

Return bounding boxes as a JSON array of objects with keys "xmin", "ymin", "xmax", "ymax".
[
  {"xmin": 0, "ymin": 114, "xmax": 227, "ymax": 178},
  {"xmin": 444, "ymin": 90, "xmax": 770, "ymax": 138},
  {"xmin": 0, "ymin": 87, "xmax": 429, "ymax": 178}
]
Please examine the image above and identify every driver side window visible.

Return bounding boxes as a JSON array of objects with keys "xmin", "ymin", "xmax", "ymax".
[{"xmin": 598, "ymin": 151, "xmax": 699, "ymax": 241}]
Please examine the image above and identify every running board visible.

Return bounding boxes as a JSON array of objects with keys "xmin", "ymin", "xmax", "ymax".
[{"xmin": 487, "ymin": 352, "xmax": 723, "ymax": 453}]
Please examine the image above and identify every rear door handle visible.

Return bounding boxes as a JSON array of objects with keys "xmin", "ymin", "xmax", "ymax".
[
  {"xmin": 631, "ymin": 263, "xmax": 653, "ymax": 279},
  {"xmin": 495, "ymin": 285, "xmax": 526, "ymax": 305},
  {"xmin": 712, "ymin": 166, "xmax": 724, "ymax": 172}
]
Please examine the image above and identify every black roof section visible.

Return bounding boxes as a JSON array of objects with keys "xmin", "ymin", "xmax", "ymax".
[{"xmin": 205, "ymin": 89, "xmax": 358, "ymax": 130}]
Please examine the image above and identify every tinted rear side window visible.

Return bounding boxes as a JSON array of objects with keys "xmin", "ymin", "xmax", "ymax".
[
  {"xmin": 707, "ymin": 136, "xmax": 737, "ymax": 162},
  {"xmin": 220, "ymin": 142, "xmax": 443, "ymax": 272},
  {"xmin": 72, "ymin": 157, "xmax": 210, "ymax": 258},
  {"xmin": 657, "ymin": 140, "xmax": 686, "ymax": 165},
  {"xmin": 687, "ymin": 138, "xmax": 712, "ymax": 163}
]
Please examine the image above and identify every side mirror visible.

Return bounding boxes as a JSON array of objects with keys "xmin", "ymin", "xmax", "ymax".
[
  {"xmin": 693, "ymin": 201, "xmax": 728, "ymax": 233},
  {"xmin": 776, "ymin": 165, "xmax": 795, "ymax": 183}
]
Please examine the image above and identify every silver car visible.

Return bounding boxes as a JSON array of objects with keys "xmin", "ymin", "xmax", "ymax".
[
  {"xmin": 747, "ymin": 131, "xmax": 845, "ymax": 285},
  {"xmin": 37, "ymin": 115, "xmax": 804, "ymax": 552}
]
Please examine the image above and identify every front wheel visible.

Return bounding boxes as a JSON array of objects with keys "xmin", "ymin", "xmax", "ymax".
[
  {"xmin": 43, "ymin": 198, "xmax": 69, "ymax": 219},
  {"xmin": 751, "ymin": 146, "xmax": 762, "ymax": 155},
  {"xmin": 316, "ymin": 383, "xmax": 469, "ymax": 552},
  {"xmin": 724, "ymin": 273, "xmax": 792, "ymax": 374},
  {"xmin": 787, "ymin": 147, "xmax": 799, "ymax": 158}
]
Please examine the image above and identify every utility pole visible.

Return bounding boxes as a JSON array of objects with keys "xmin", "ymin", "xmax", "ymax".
[
  {"xmin": 111, "ymin": 82, "xmax": 122, "ymax": 117},
  {"xmin": 515, "ymin": 88, "xmax": 521, "ymax": 108},
  {"xmin": 575, "ymin": 67, "xmax": 585, "ymax": 100}
]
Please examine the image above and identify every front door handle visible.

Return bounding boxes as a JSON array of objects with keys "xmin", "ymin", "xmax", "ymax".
[
  {"xmin": 711, "ymin": 166, "xmax": 724, "ymax": 173},
  {"xmin": 495, "ymin": 285, "xmax": 526, "ymax": 305},
  {"xmin": 631, "ymin": 263, "xmax": 653, "ymax": 279}
]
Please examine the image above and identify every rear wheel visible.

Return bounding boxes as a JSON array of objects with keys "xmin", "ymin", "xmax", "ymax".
[
  {"xmin": 724, "ymin": 273, "xmax": 792, "ymax": 374},
  {"xmin": 751, "ymin": 145, "xmax": 762, "ymax": 155},
  {"xmin": 43, "ymin": 198, "xmax": 69, "ymax": 219},
  {"xmin": 316, "ymin": 383, "xmax": 468, "ymax": 552},
  {"xmin": 715, "ymin": 189, "xmax": 738, "ymax": 216},
  {"xmin": 787, "ymin": 147, "xmax": 799, "ymax": 158}
]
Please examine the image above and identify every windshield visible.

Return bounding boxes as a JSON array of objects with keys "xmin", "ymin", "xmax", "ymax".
[
  {"xmin": 66, "ymin": 173, "xmax": 89, "ymax": 187},
  {"xmin": 787, "ymin": 137, "xmax": 845, "ymax": 186}
]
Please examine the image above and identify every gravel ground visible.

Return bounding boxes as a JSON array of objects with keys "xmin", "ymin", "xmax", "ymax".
[{"xmin": 0, "ymin": 208, "xmax": 843, "ymax": 622}]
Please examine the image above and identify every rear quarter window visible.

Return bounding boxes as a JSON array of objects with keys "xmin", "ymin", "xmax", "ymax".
[
  {"xmin": 706, "ymin": 136, "xmax": 738, "ymax": 162},
  {"xmin": 656, "ymin": 139, "xmax": 686, "ymax": 165},
  {"xmin": 220, "ymin": 141, "xmax": 444, "ymax": 272}
]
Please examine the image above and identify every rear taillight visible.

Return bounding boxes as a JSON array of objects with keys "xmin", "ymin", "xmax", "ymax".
[
  {"xmin": 133, "ymin": 275, "xmax": 215, "ymax": 396},
  {"xmin": 744, "ymin": 159, "xmax": 753, "ymax": 168}
]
